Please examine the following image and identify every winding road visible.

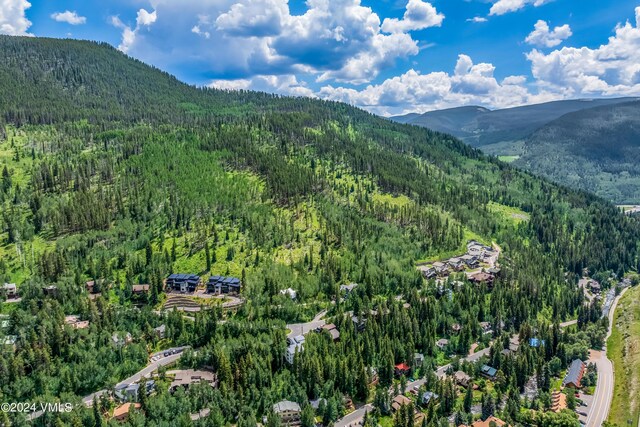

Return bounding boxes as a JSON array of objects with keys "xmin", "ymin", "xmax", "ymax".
[
  {"xmin": 27, "ymin": 348, "xmax": 187, "ymax": 421},
  {"xmin": 585, "ymin": 287, "xmax": 629, "ymax": 427}
]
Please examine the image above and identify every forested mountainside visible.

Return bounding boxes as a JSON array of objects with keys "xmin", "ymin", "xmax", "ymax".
[
  {"xmin": 390, "ymin": 98, "xmax": 635, "ymax": 148},
  {"xmin": 0, "ymin": 35, "xmax": 638, "ymax": 426},
  {"xmin": 514, "ymin": 101, "xmax": 640, "ymax": 204}
]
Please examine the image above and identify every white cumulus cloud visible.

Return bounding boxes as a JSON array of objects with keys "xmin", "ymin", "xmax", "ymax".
[
  {"xmin": 489, "ymin": 0, "xmax": 551, "ymax": 16},
  {"xmin": 51, "ymin": 10, "xmax": 86, "ymax": 25},
  {"xmin": 318, "ymin": 54, "xmax": 551, "ymax": 115},
  {"xmin": 527, "ymin": 6, "xmax": 640, "ymax": 97},
  {"xmin": 467, "ymin": 17, "xmax": 488, "ymax": 23},
  {"xmin": 209, "ymin": 74, "xmax": 315, "ymax": 97},
  {"xmin": 0, "ymin": 0, "xmax": 32, "ymax": 35},
  {"xmin": 525, "ymin": 20, "xmax": 571, "ymax": 47},
  {"xmin": 381, "ymin": 0, "xmax": 444, "ymax": 34},
  {"xmin": 111, "ymin": 8, "xmax": 157, "ymax": 53}
]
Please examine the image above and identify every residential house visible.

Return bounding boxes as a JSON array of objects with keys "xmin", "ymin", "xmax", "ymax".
[
  {"xmin": 461, "ymin": 416, "xmax": 506, "ymax": 427},
  {"xmin": 42, "ymin": 285, "xmax": 58, "ymax": 296},
  {"xmin": 422, "ymin": 267, "xmax": 437, "ymax": 280},
  {"xmin": 2, "ymin": 283, "xmax": 17, "ymax": 299},
  {"xmin": 420, "ymin": 391, "xmax": 438, "ymax": 406},
  {"xmin": 480, "ymin": 365, "xmax": 498, "ymax": 380},
  {"xmin": 112, "ymin": 332, "xmax": 132, "ymax": 347},
  {"xmin": 414, "ymin": 353, "xmax": 425, "ymax": 367},
  {"xmin": 114, "ymin": 381, "xmax": 155, "ymax": 402},
  {"xmin": 280, "ymin": 288, "xmax": 297, "ymax": 299},
  {"xmin": 479, "ymin": 322, "xmax": 492, "ymax": 334},
  {"xmin": 487, "ymin": 267, "xmax": 501, "ymax": 276},
  {"xmin": 207, "ymin": 276, "xmax": 241, "ymax": 294},
  {"xmin": 451, "ymin": 323, "xmax": 462, "ymax": 334},
  {"xmin": 273, "ymin": 400, "xmax": 301, "ymax": 424},
  {"xmin": 321, "ymin": 324, "xmax": 340, "ymax": 341},
  {"xmin": 132, "ymin": 284, "xmax": 150, "ymax": 294},
  {"xmin": 112, "ymin": 403, "xmax": 141, "ymax": 422},
  {"xmin": 154, "ymin": 324, "xmax": 166, "ymax": 339},
  {"xmin": 394, "ymin": 363, "xmax": 411, "ymax": 377},
  {"xmin": 562, "ymin": 359, "xmax": 585, "ymax": 388},
  {"xmin": 448, "ymin": 258, "xmax": 465, "ymax": 271},
  {"xmin": 433, "ymin": 262, "xmax": 450, "ymax": 276},
  {"xmin": 310, "ymin": 398, "xmax": 327, "ymax": 410},
  {"xmin": 453, "ymin": 370, "xmax": 471, "ymax": 387},
  {"xmin": 86, "ymin": 279, "xmax": 106, "ymax": 294},
  {"xmin": 391, "ymin": 395, "xmax": 412, "ymax": 412},
  {"xmin": 508, "ymin": 337, "xmax": 520, "ymax": 352},
  {"xmin": 529, "ymin": 338, "xmax": 545, "ymax": 348},
  {"xmin": 2, "ymin": 335, "xmax": 17, "ymax": 351},
  {"xmin": 166, "ymin": 274, "xmax": 200, "ymax": 293},
  {"xmin": 340, "ymin": 283, "xmax": 358, "ymax": 294},
  {"xmin": 436, "ymin": 338, "xmax": 449, "ymax": 350},
  {"xmin": 64, "ymin": 315, "xmax": 90, "ymax": 329},
  {"xmin": 0, "ymin": 315, "xmax": 9, "ymax": 331},
  {"xmin": 461, "ymin": 254, "xmax": 479, "ymax": 268},
  {"xmin": 168, "ymin": 369, "xmax": 217, "ymax": 391},
  {"xmin": 588, "ymin": 280, "xmax": 601, "ymax": 294},
  {"xmin": 351, "ymin": 315, "xmax": 367, "ymax": 332},
  {"xmin": 286, "ymin": 339, "xmax": 304, "ymax": 364},
  {"xmin": 469, "ymin": 272, "xmax": 494, "ymax": 285}
]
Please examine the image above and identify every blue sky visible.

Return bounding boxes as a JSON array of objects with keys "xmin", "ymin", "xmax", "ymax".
[{"xmin": 2, "ymin": 0, "xmax": 640, "ymax": 115}]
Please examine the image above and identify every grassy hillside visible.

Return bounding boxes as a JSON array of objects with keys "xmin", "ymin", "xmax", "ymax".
[
  {"xmin": 608, "ymin": 285, "xmax": 640, "ymax": 427},
  {"xmin": 516, "ymin": 101, "xmax": 640, "ymax": 203}
]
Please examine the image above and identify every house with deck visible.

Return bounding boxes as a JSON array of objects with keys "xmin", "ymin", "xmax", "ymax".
[
  {"xmin": 273, "ymin": 400, "xmax": 301, "ymax": 424},
  {"xmin": 480, "ymin": 365, "xmax": 498, "ymax": 380},
  {"xmin": 166, "ymin": 274, "xmax": 200, "ymax": 293},
  {"xmin": 206, "ymin": 276, "xmax": 241, "ymax": 294}
]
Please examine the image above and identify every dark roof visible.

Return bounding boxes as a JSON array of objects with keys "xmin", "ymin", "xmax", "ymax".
[
  {"xmin": 563, "ymin": 359, "xmax": 584, "ymax": 387},
  {"xmin": 168, "ymin": 274, "xmax": 199, "ymax": 281},
  {"xmin": 481, "ymin": 365, "xmax": 497, "ymax": 377}
]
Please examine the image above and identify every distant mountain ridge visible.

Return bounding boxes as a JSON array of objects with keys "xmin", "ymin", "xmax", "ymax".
[
  {"xmin": 391, "ymin": 98, "xmax": 637, "ymax": 147},
  {"xmin": 390, "ymin": 97, "xmax": 640, "ymax": 203}
]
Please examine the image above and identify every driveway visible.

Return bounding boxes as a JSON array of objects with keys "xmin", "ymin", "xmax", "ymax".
[{"xmin": 286, "ymin": 310, "xmax": 327, "ymax": 339}]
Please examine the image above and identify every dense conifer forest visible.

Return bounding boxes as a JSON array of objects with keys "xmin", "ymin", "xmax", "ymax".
[{"xmin": 0, "ymin": 36, "xmax": 638, "ymax": 426}]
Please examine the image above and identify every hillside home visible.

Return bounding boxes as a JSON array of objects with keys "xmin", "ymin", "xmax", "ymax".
[
  {"xmin": 394, "ymin": 362, "xmax": 410, "ymax": 377},
  {"xmin": 273, "ymin": 400, "xmax": 301, "ymax": 424},
  {"xmin": 166, "ymin": 274, "xmax": 200, "ymax": 293},
  {"xmin": 112, "ymin": 403, "xmax": 141, "ymax": 422},
  {"xmin": 2, "ymin": 283, "xmax": 17, "ymax": 298},
  {"xmin": 453, "ymin": 370, "xmax": 471, "ymax": 387},
  {"xmin": 448, "ymin": 258, "xmax": 465, "ymax": 271},
  {"xmin": 168, "ymin": 369, "xmax": 217, "ymax": 391},
  {"xmin": 480, "ymin": 365, "xmax": 498, "ymax": 380},
  {"xmin": 132, "ymin": 284, "xmax": 150, "ymax": 294},
  {"xmin": 562, "ymin": 359, "xmax": 585, "ymax": 388},
  {"xmin": 207, "ymin": 276, "xmax": 241, "ymax": 294}
]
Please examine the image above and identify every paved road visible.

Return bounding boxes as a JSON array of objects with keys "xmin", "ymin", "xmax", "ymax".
[
  {"xmin": 585, "ymin": 287, "xmax": 629, "ymax": 427},
  {"xmin": 28, "ymin": 349, "xmax": 186, "ymax": 420},
  {"xmin": 334, "ymin": 404, "xmax": 374, "ymax": 427},
  {"xmin": 286, "ymin": 310, "xmax": 327, "ymax": 339}
]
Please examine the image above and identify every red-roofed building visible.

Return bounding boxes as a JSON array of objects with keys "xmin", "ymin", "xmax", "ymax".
[{"xmin": 395, "ymin": 363, "xmax": 410, "ymax": 376}]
